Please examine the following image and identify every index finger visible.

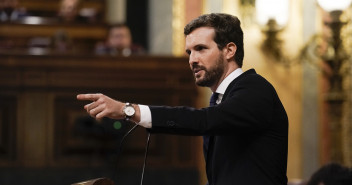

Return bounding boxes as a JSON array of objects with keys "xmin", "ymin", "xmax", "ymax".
[{"xmin": 77, "ymin": 94, "xmax": 100, "ymax": 101}]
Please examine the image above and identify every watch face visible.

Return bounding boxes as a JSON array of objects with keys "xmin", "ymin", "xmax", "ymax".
[{"xmin": 124, "ymin": 106, "xmax": 135, "ymax": 116}]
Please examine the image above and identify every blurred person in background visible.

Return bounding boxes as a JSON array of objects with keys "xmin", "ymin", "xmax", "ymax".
[
  {"xmin": 58, "ymin": 0, "xmax": 81, "ymax": 22},
  {"xmin": 306, "ymin": 163, "xmax": 352, "ymax": 185},
  {"xmin": 0, "ymin": 0, "xmax": 27, "ymax": 22},
  {"xmin": 58, "ymin": 0, "xmax": 97, "ymax": 23},
  {"xmin": 95, "ymin": 23, "xmax": 145, "ymax": 56}
]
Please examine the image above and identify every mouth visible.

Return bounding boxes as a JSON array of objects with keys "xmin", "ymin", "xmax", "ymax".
[
  {"xmin": 191, "ymin": 65, "xmax": 205, "ymax": 78},
  {"xmin": 193, "ymin": 68, "xmax": 204, "ymax": 79},
  {"xmin": 194, "ymin": 68, "xmax": 200, "ymax": 74}
]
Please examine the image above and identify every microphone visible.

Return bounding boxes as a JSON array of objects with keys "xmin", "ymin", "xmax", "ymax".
[
  {"xmin": 140, "ymin": 132, "xmax": 151, "ymax": 185},
  {"xmin": 112, "ymin": 122, "xmax": 139, "ymax": 180},
  {"xmin": 71, "ymin": 177, "xmax": 114, "ymax": 185},
  {"xmin": 72, "ymin": 120, "xmax": 152, "ymax": 185},
  {"xmin": 113, "ymin": 122, "xmax": 151, "ymax": 185}
]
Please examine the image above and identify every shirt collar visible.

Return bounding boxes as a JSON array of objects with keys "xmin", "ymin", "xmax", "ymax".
[{"xmin": 215, "ymin": 68, "xmax": 243, "ymax": 95}]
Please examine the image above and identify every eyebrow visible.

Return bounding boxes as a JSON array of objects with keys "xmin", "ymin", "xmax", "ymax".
[{"xmin": 185, "ymin": 43, "xmax": 208, "ymax": 54}]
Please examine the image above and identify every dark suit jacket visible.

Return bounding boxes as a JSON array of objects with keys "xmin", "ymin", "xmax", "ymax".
[{"xmin": 149, "ymin": 69, "xmax": 288, "ymax": 185}]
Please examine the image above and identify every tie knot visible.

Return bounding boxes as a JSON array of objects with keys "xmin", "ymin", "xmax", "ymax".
[{"xmin": 209, "ymin": 93, "xmax": 219, "ymax": 106}]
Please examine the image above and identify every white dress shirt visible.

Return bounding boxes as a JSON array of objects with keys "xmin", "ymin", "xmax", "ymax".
[{"xmin": 137, "ymin": 68, "xmax": 244, "ymax": 128}]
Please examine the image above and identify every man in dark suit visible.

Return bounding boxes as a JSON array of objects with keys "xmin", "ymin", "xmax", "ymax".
[{"xmin": 77, "ymin": 13, "xmax": 288, "ymax": 185}]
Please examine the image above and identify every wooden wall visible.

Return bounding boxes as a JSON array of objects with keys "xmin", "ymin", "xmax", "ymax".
[
  {"xmin": 0, "ymin": 0, "xmax": 108, "ymax": 53},
  {"xmin": 0, "ymin": 53, "xmax": 201, "ymax": 185}
]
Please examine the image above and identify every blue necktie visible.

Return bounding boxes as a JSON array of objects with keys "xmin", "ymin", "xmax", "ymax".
[
  {"xmin": 209, "ymin": 93, "xmax": 219, "ymax": 106},
  {"xmin": 203, "ymin": 93, "xmax": 219, "ymax": 159}
]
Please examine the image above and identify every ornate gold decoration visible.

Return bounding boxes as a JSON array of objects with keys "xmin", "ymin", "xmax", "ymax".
[
  {"xmin": 238, "ymin": 0, "xmax": 256, "ymax": 27},
  {"xmin": 301, "ymin": 10, "xmax": 352, "ymax": 164},
  {"xmin": 342, "ymin": 7, "xmax": 352, "ymax": 166},
  {"xmin": 172, "ymin": 0, "xmax": 186, "ymax": 56}
]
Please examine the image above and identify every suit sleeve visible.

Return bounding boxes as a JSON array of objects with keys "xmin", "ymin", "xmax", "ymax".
[{"xmin": 149, "ymin": 74, "xmax": 285, "ymax": 135}]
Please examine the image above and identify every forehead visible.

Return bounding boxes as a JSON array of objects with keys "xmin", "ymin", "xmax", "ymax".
[{"xmin": 185, "ymin": 27, "xmax": 215, "ymax": 48}]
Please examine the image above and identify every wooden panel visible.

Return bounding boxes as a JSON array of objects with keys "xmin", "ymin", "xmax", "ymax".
[
  {"xmin": 0, "ymin": 94, "xmax": 17, "ymax": 164},
  {"xmin": 0, "ymin": 20, "xmax": 107, "ymax": 52},
  {"xmin": 51, "ymin": 92, "xmax": 194, "ymax": 168},
  {"xmin": 53, "ymin": 93, "xmax": 120, "ymax": 166},
  {"xmin": 0, "ymin": 23, "xmax": 106, "ymax": 39},
  {"xmin": 19, "ymin": 0, "xmax": 105, "ymax": 20},
  {"xmin": 0, "ymin": 54, "xmax": 195, "ymax": 91},
  {"xmin": 0, "ymin": 54, "xmax": 199, "ymax": 170},
  {"xmin": 20, "ymin": 0, "xmax": 105, "ymax": 12}
]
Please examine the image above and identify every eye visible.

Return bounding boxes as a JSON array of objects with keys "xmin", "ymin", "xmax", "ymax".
[
  {"xmin": 195, "ymin": 45, "xmax": 206, "ymax": 51},
  {"xmin": 185, "ymin": 49, "xmax": 191, "ymax": 55}
]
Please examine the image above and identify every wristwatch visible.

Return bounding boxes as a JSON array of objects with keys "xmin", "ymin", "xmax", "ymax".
[{"xmin": 123, "ymin": 102, "xmax": 136, "ymax": 121}]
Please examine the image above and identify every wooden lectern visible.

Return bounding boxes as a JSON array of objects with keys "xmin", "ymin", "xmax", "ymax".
[{"xmin": 72, "ymin": 178, "xmax": 114, "ymax": 185}]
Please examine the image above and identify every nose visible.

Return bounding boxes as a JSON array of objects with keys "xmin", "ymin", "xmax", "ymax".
[{"xmin": 188, "ymin": 52, "xmax": 198, "ymax": 66}]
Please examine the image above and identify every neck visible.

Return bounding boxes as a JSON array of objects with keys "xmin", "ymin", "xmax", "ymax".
[{"xmin": 210, "ymin": 64, "xmax": 239, "ymax": 92}]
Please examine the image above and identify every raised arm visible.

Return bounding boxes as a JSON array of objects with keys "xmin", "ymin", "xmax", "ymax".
[{"xmin": 76, "ymin": 93, "xmax": 141, "ymax": 123}]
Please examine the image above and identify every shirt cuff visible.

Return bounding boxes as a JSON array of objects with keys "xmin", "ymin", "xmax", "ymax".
[{"xmin": 137, "ymin": 104, "xmax": 152, "ymax": 128}]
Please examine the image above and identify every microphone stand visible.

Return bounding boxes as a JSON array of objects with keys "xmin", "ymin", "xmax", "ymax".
[{"xmin": 72, "ymin": 122, "xmax": 151, "ymax": 185}]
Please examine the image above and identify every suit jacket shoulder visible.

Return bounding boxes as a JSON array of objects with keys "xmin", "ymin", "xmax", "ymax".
[{"xmin": 149, "ymin": 68, "xmax": 287, "ymax": 135}]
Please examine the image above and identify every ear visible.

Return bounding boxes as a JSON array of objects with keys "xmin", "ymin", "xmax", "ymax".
[{"xmin": 223, "ymin": 42, "xmax": 237, "ymax": 60}]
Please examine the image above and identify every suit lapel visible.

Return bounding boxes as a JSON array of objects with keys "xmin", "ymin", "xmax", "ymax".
[
  {"xmin": 221, "ymin": 68, "xmax": 256, "ymax": 102},
  {"xmin": 205, "ymin": 68, "xmax": 257, "ymax": 184}
]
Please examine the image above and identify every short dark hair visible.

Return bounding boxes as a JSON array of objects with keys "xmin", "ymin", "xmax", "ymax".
[
  {"xmin": 108, "ymin": 23, "xmax": 130, "ymax": 31},
  {"xmin": 184, "ymin": 13, "xmax": 244, "ymax": 67},
  {"xmin": 306, "ymin": 163, "xmax": 352, "ymax": 185},
  {"xmin": 107, "ymin": 23, "xmax": 131, "ymax": 38}
]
